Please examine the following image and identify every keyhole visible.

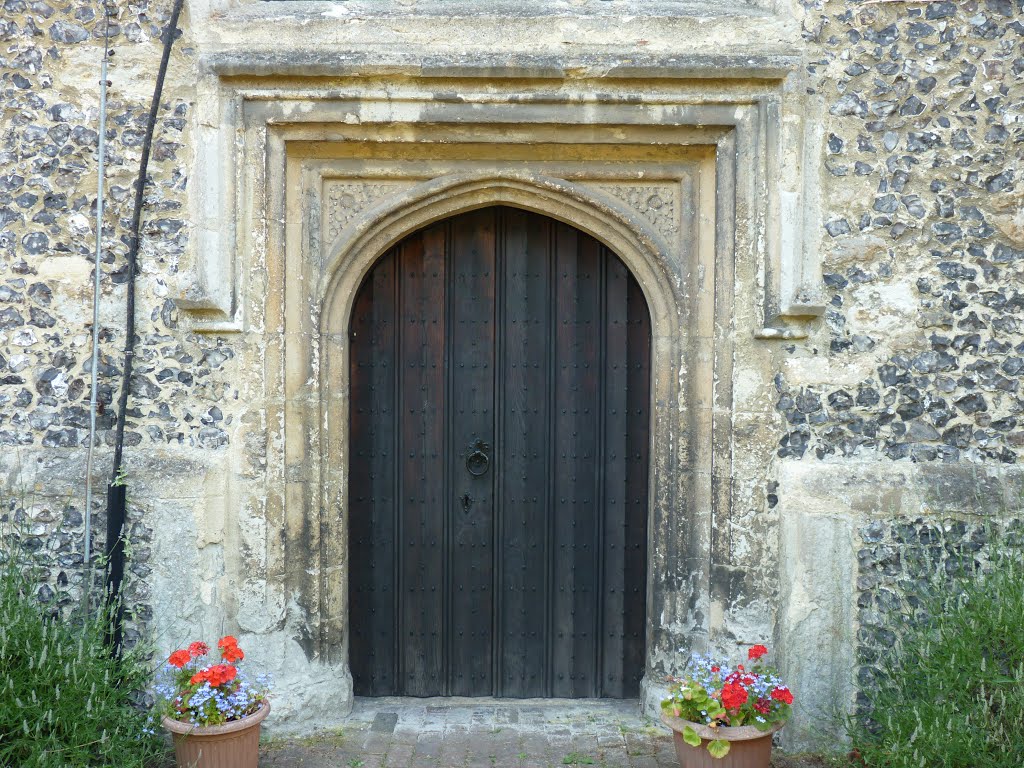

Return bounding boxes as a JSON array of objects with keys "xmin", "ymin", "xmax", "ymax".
[{"xmin": 461, "ymin": 493, "xmax": 472, "ymax": 514}]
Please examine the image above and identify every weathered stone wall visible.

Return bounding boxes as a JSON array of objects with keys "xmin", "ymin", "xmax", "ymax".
[
  {"xmin": 774, "ymin": 0, "xmax": 1024, "ymax": 748},
  {"xmin": 782, "ymin": 0, "xmax": 1024, "ymax": 463},
  {"xmin": 855, "ymin": 514, "xmax": 1024, "ymax": 715},
  {"xmin": 0, "ymin": 0, "xmax": 227, "ymax": 643},
  {"xmin": 1, "ymin": 0, "xmax": 1022, "ymax": 747}
]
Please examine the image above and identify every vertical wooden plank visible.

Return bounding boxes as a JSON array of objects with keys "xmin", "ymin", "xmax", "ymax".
[
  {"xmin": 492, "ymin": 209, "xmax": 504, "ymax": 698},
  {"xmin": 448, "ymin": 208, "xmax": 496, "ymax": 696},
  {"xmin": 347, "ymin": 264, "xmax": 373, "ymax": 694},
  {"xmin": 550, "ymin": 223, "xmax": 577, "ymax": 698},
  {"xmin": 551, "ymin": 223, "xmax": 601, "ymax": 698},
  {"xmin": 601, "ymin": 251, "xmax": 629, "ymax": 698},
  {"xmin": 623, "ymin": 275, "xmax": 651, "ymax": 697},
  {"xmin": 398, "ymin": 227, "xmax": 447, "ymax": 696},
  {"xmin": 497, "ymin": 208, "xmax": 550, "ymax": 697},
  {"xmin": 348, "ymin": 252, "xmax": 398, "ymax": 695},
  {"xmin": 544, "ymin": 219, "xmax": 557, "ymax": 697}
]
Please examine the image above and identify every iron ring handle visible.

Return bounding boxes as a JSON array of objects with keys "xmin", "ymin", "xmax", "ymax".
[{"xmin": 465, "ymin": 440, "xmax": 490, "ymax": 476}]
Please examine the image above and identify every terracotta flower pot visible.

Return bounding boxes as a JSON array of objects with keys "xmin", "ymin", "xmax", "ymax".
[
  {"xmin": 162, "ymin": 702, "xmax": 270, "ymax": 768},
  {"xmin": 661, "ymin": 712, "xmax": 783, "ymax": 768}
]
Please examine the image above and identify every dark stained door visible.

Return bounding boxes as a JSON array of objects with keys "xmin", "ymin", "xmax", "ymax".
[{"xmin": 348, "ymin": 206, "xmax": 650, "ymax": 698}]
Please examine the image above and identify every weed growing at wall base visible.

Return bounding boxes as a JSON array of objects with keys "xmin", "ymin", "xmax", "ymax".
[
  {"xmin": 851, "ymin": 543, "xmax": 1024, "ymax": 768},
  {"xmin": 0, "ymin": 526, "xmax": 167, "ymax": 768}
]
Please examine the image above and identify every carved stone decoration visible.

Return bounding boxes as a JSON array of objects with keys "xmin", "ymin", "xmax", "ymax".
[
  {"xmin": 324, "ymin": 180, "xmax": 415, "ymax": 244},
  {"xmin": 590, "ymin": 182, "xmax": 680, "ymax": 246}
]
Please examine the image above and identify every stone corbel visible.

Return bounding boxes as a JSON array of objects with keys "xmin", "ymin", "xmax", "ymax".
[
  {"xmin": 175, "ymin": 75, "xmax": 242, "ymax": 333},
  {"xmin": 755, "ymin": 89, "xmax": 827, "ymax": 340}
]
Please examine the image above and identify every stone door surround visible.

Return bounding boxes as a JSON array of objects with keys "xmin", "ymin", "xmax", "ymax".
[{"xmin": 180, "ymin": 54, "xmax": 817, "ymax": 712}]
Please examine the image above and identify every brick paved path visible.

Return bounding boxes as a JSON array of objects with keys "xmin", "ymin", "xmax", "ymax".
[{"xmin": 261, "ymin": 698, "xmax": 678, "ymax": 768}]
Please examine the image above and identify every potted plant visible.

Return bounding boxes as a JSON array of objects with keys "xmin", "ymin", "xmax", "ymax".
[
  {"xmin": 153, "ymin": 635, "xmax": 271, "ymax": 768},
  {"xmin": 661, "ymin": 644, "xmax": 793, "ymax": 767}
]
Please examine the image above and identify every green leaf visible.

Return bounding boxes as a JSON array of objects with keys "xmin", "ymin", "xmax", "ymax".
[
  {"xmin": 682, "ymin": 726, "xmax": 702, "ymax": 747},
  {"xmin": 707, "ymin": 739, "xmax": 731, "ymax": 759}
]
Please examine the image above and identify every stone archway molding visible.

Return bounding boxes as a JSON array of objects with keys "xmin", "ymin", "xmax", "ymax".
[
  {"xmin": 319, "ymin": 171, "xmax": 677, "ymax": 336},
  {"xmin": 314, "ymin": 169, "xmax": 698, "ymax": 716}
]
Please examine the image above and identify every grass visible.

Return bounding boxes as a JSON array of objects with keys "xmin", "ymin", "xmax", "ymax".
[
  {"xmin": 0, "ymin": 520, "xmax": 167, "ymax": 767},
  {"xmin": 770, "ymin": 754, "xmax": 852, "ymax": 768},
  {"xmin": 261, "ymin": 725, "xmax": 351, "ymax": 750},
  {"xmin": 850, "ymin": 542, "xmax": 1024, "ymax": 768},
  {"xmin": 561, "ymin": 753, "xmax": 595, "ymax": 765}
]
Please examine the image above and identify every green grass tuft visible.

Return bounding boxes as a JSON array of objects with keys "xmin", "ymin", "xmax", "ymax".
[
  {"xmin": 850, "ymin": 543, "xmax": 1024, "ymax": 768},
  {"xmin": 561, "ymin": 752, "xmax": 595, "ymax": 765},
  {"xmin": 0, "ymin": 528, "xmax": 167, "ymax": 768}
]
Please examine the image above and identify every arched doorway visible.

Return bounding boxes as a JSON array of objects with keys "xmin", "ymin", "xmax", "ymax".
[{"xmin": 348, "ymin": 206, "xmax": 650, "ymax": 698}]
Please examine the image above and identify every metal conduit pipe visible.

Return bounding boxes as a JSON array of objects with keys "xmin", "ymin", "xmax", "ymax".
[{"xmin": 84, "ymin": 2, "xmax": 114, "ymax": 618}]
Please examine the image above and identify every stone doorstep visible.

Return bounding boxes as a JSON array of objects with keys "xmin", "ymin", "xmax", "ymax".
[{"xmin": 260, "ymin": 697, "xmax": 678, "ymax": 768}]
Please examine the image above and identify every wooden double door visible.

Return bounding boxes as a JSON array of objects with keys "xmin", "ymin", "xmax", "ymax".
[{"xmin": 348, "ymin": 206, "xmax": 650, "ymax": 698}]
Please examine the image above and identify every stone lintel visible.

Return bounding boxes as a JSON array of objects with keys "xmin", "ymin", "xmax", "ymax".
[
  {"xmin": 200, "ymin": 52, "xmax": 800, "ymax": 81},
  {"xmin": 232, "ymin": 0, "xmax": 778, "ymax": 17}
]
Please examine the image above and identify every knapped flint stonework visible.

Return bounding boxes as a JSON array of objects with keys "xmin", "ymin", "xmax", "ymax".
[
  {"xmin": 772, "ymin": 9, "xmax": 1024, "ymax": 739},
  {"xmin": 0, "ymin": 0, "xmax": 1022, "ymax": 749},
  {"xmin": 779, "ymin": 0, "xmax": 1024, "ymax": 464}
]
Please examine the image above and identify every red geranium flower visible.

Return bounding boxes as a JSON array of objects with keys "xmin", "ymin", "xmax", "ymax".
[
  {"xmin": 720, "ymin": 681, "xmax": 748, "ymax": 711},
  {"xmin": 218, "ymin": 636, "xmax": 245, "ymax": 662},
  {"xmin": 188, "ymin": 641, "xmax": 209, "ymax": 658},
  {"xmin": 748, "ymin": 644, "xmax": 768, "ymax": 661},
  {"xmin": 771, "ymin": 687, "xmax": 794, "ymax": 705},
  {"xmin": 754, "ymin": 698, "xmax": 771, "ymax": 715},
  {"xmin": 190, "ymin": 664, "xmax": 238, "ymax": 688},
  {"xmin": 209, "ymin": 664, "xmax": 238, "ymax": 686},
  {"xmin": 168, "ymin": 650, "xmax": 191, "ymax": 668}
]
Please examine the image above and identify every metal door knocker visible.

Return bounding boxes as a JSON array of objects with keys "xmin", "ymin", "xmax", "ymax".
[{"xmin": 465, "ymin": 438, "xmax": 490, "ymax": 476}]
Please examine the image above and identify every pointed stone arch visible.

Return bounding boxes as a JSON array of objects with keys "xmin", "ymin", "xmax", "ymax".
[
  {"xmin": 309, "ymin": 169, "xmax": 709, "ymax": 712},
  {"xmin": 319, "ymin": 171, "xmax": 677, "ymax": 337}
]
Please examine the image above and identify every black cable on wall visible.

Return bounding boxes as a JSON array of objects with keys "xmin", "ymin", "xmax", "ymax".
[{"xmin": 106, "ymin": 0, "xmax": 186, "ymax": 652}]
